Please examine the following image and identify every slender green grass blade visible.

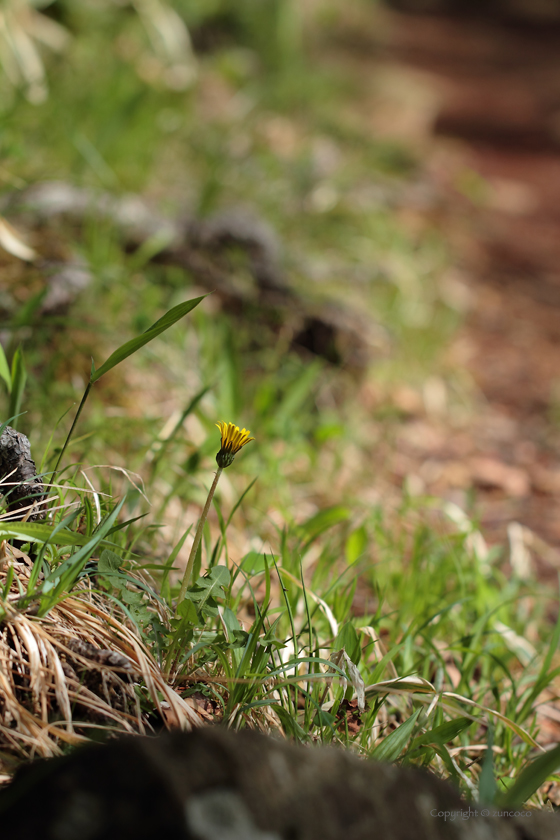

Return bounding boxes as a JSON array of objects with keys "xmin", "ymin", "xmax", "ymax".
[
  {"xmin": 478, "ymin": 725, "xmax": 497, "ymax": 805},
  {"xmin": 0, "ymin": 521, "xmax": 114, "ymax": 547},
  {"xmin": 8, "ymin": 347, "xmax": 26, "ymax": 430},
  {"xmin": 39, "ymin": 404, "xmax": 76, "ymax": 471},
  {"xmin": 2, "ymin": 564, "xmax": 14, "ymax": 598},
  {"xmin": 0, "ymin": 344, "xmax": 11, "ymax": 393},
  {"xmin": 39, "ymin": 497, "xmax": 127, "ymax": 612},
  {"xmin": 91, "ymin": 295, "xmax": 206, "ymax": 382},
  {"xmin": 298, "ymin": 505, "xmax": 350, "ymax": 549},
  {"xmin": 409, "ymin": 717, "xmax": 472, "ymax": 752},
  {"xmin": 27, "ymin": 509, "xmax": 80, "ymax": 593},
  {"xmin": 370, "ymin": 707, "xmax": 422, "ymax": 763},
  {"xmin": 149, "ymin": 386, "xmax": 210, "ymax": 469},
  {"xmin": 516, "ymin": 595, "xmax": 560, "ymax": 722},
  {"xmin": 496, "ymin": 744, "xmax": 560, "ymax": 807},
  {"xmin": 273, "ymin": 704, "xmax": 308, "ymax": 740},
  {"xmin": 263, "ymin": 553, "xmax": 271, "ymax": 611},
  {"xmin": 335, "ymin": 622, "xmax": 361, "ymax": 665},
  {"xmin": 0, "ymin": 415, "xmax": 25, "ymax": 438},
  {"xmin": 267, "ymin": 657, "xmax": 347, "ymax": 680},
  {"xmin": 161, "ymin": 526, "xmax": 192, "ymax": 602},
  {"xmin": 225, "ymin": 476, "xmax": 258, "ymax": 529}
]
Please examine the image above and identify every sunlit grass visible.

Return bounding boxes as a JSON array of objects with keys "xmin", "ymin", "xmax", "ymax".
[{"xmin": 0, "ymin": 0, "xmax": 559, "ymax": 810}]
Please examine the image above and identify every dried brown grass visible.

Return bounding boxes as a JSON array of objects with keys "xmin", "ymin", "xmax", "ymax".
[{"xmin": 0, "ymin": 542, "xmax": 203, "ymax": 783}]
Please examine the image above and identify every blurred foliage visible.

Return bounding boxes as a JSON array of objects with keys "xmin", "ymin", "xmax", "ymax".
[{"xmin": 0, "ymin": 0, "xmax": 558, "ymax": 808}]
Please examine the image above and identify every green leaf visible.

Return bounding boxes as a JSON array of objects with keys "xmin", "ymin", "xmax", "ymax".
[
  {"xmin": 0, "ymin": 521, "xmax": 113, "ymax": 548},
  {"xmin": 8, "ymin": 347, "xmax": 26, "ymax": 430},
  {"xmin": 315, "ymin": 710, "xmax": 337, "ymax": 728},
  {"xmin": 176, "ymin": 599, "xmax": 198, "ymax": 622},
  {"xmin": 298, "ymin": 505, "xmax": 350, "ymax": 545},
  {"xmin": 229, "ymin": 612, "xmax": 268, "ymax": 705},
  {"xmin": 221, "ymin": 606, "xmax": 242, "ymax": 638},
  {"xmin": 240, "ymin": 551, "xmax": 273, "ymax": 576},
  {"xmin": 128, "ymin": 229, "xmax": 176, "ymax": 272},
  {"xmin": 0, "ymin": 344, "xmax": 11, "ymax": 393},
  {"xmin": 207, "ymin": 565, "xmax": 231, "ymax": 585},
  {"xmin": 12, "ymin": 287, "xmax": 47, "ymax": 328},
  {"xmin": 195, "ymin": 565, "xmax": 230, "ymax": 592},
  {"xmin": 182, "ymin": 566, "xmax": 231, "ymax": 620},
  {"xmin": 370, "ymin": 707, "xmax": 422, "ymax": 763},
  {"xmin": 335, "ymin": 622, "xmax": 361, "ymax": 665},
  {"xmin": 410, "ymin": 717, "xmax": 472, "ymax": 752},
  {"xmin": 220, "ymin": 606, "xmax": 246, "ymax": 664},
  {"xmin": 121, "ymin": 589, "xmax": 143, "ymax": 605},
  {"xmin": 98, "ymin": 549, "xmax": 122, "ymax": 574},
  {"xmin": 91, "ymin": 295, "xmax": 206, "ymax": 382},
  {"xmin": 496, "ymin": 743, "xmax": 560, "ymax": 808},
  {"xmin": 345, "ymin": 525, "xmax": 367, "ymax": 564},
  {"xmin": 273, "ymin": 704, "xmax": 308, "ymax": 740},
  {"xmin": 267, "ymin": 657, "xmax": 347, "ymax": 681}
]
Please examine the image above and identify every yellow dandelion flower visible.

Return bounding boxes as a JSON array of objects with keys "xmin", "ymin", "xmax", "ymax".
[
  {"xmin": 177, "ymin": 420, "xmax": 255, "ymax": 604},
  {"xmin": 215, "ymin": 421, "xmax": 254, "ymax": 468}
]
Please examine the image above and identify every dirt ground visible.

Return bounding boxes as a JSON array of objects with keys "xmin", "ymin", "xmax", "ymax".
[{"xmin": 335, "ymin": 8, "xmax": 560, "ymax": 579}]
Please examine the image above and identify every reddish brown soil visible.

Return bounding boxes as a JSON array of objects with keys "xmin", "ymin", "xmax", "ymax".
[{"xmin": 380, "ymin": 10, "xmax": 560, "ymax": 559}]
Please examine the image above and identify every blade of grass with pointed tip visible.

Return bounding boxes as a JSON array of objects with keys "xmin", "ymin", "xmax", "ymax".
[
  {"xmin": 149, "ymin": 385, "xmax": 210, "ymax": 471},
  {"xmin": 409, "ymin": 717, "xmax": 472, "ymax": 753},
  {"xmin": 0, "ymin": 520, "xmax": 115, "ymax": 548},
  {"xmin": 516, "ymin": 596, "xmax": 560, "ymax": 723},
  {"xmin": 440, "ymin": 692, "xmax": 540, "ymax": 748},
  {"xmin": 0, "ymin": 415, "xmax": 24, "ymax": 438},
  {"xmin": 27, "ymin": 508, "xmax": 80, "ymax": 593},
  {"xmin": 161, "ymin": 526, "xmax": 192, "ymax": 604},
  {"xmin": 478, "ymin": 724, "xmax": 497, "ymax": 805},
  {"xmin": 90, "ymin": 295, "xmax": 206, "ymax": 382},
  {"xmin": 273, "ymin": 553, "xmax": 297, "ymax": 696},
  {"xmin": 55, "ymin": 296, "xmax": 206, "ymax": 473},
  {"xmin": 496, "ymin": 744, "xmax": 560, "ymax": 807},
  {"xmin": 39, "ymin": 496, "xmax": 127, "ymax": 612},
  {"xmin": 266, "ymin": 657, "xmax": 347, "ymax": 681},
  {"xmin": 370, "ymin": 707, "xmax": 422, "ymax": 763},
  {"xmin": 0, "ymin": 344, "xmax": 11, "ymax": 393},
  {"xmin": 225, "ymin": 476, "xmax": 258, "ymax": 529},
  {"xmin": 8, "ymin": 347, "xmax": 26, "ymax": 430},
  {"xmin": 298, "ymin": 505, "xmax": 350, "ymax": 552}
]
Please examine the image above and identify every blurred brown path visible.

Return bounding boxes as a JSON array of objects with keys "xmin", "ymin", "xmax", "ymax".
[{"xmin": 377, "ymin": 5, "xmax": 560, "ymax": 559}]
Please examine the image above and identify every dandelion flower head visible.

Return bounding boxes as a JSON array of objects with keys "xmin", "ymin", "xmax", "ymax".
[{"xmin": 215, "ymin": 421, "xmax": 254, "ymax": 468}]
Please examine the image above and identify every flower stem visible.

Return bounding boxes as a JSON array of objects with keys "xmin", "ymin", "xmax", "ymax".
[{"xmin": 177, "ymin": 467, "xmax": 223, "ymax": 606}]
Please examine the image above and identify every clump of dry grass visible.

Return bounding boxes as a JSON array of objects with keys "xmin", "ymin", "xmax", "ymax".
[{"xmin": 0, "ymin": 542, "xmax": 203, "ymax": 783}]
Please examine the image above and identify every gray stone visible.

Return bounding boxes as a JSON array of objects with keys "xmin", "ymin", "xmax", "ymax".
[{"xmin": 0, "ymin": 726, "xmax": 558, "ymax": 840}]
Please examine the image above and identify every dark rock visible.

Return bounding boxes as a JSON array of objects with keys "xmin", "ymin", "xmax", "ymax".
[
  {"xmin": 6, "ymin": 182, "xmax": 376, "ymax": 370},
  {"xmin": 0, "ymin": 425, "xmax": 46, "ymax": 521},
  {"xmin": 0, "ymin": 726, "xmax": 558, "ymax": 840}
]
